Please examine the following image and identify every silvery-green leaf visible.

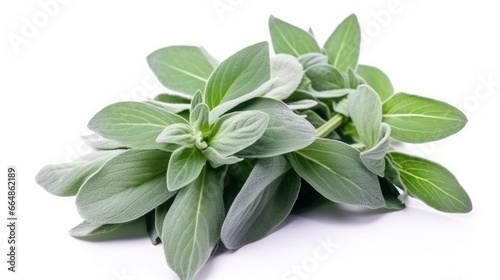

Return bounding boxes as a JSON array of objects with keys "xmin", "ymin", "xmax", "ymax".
[
  {"xmin": 203, "ymin": 147, "xmax": 243, "ymax": 168},
  {"xmin": 147, "ymin": 46, "xmax": 215, "ymax": 95},
  {"xmin": 298, "ymin": 53, "xmax": 329, "ymax": 70},
  {"xmin": 209, "ymin": 111, "xmax": 269, "ymax": 157},
  {"xmin": 76, "ymin": 149, "xmax": 174, "ymax": 223},
  {"xmin": 305, "ymin": 65, "xmax": 346, "ymax": 91},
  {"xmin": 387, "ymin": 152, "xmax": 472, "ymax": 213},
  {"xmin": 156, "ymin": 123, "xmax": 194, "ymax": 147},
  {"xmin": 81, "ymin": 134, "xmax": 128, "ymax": 150},
  {"xmin": 167, "ymin": 147, "xmax": 206, "ymax": 191},
  {"xmin": 208, "ymin": 79, "xmax": 275, "ymax": 124},
  {"xmin": 69, "ymin": 220, "xmax": 124, "ymax": 237},
  {"xmin": 205, "ymin": 42, "xmax": 270, "ymax": 110},
  {"xmin": 309, "ymin": 88, "xmax": 354, "ymax": 99},
  {"xmin": 154, "ymin": 92, "xmax": 192, "ymax": 103},
  {"xmin": 146, "ymin": 211, "xmax": 161, "ymax": 245},
  {"xmin": 88, "ymin": 102, "xmax": 188, "ymax": 150},
  {"xmin": 348, "ymin": 68, "xmax": 361, "ymax": 89},
  {"xmin": 333, "ymin": 98, "xmax": 350, "ymax": 116},
  {"xmin": 162, "ymin": 166, "xmax": 226, "ymax": 280},
  {"xmin": 288, "ymin": 138, "xmax": 385, "ymax": 208},
  {"xmin": 324, "ymin": 14, "xmax": 361, "ymax": 71},
  {"xmin": 221, "ymin": 156, "xmax": 300, "ymax": 249},
  {"xmin": 360, "ymin": 124, "xmax": 391, "ymax": 177},
  {"xmin": 348, "ymin": 85, "xmax": 383, "ymax": 148},
  {"xmin": 190, "ymin": 90, "xmax": 204, "ymax": 112},
  {"xmin": 235, "ymin": 98, "xmax": 316, "ymax": 158},
  {"xmin": 145, "ymin": 100, "xmax": 191, "ymax": 113},
  {"xmin": 154, "ymin": 199, "xmax": 175, "ymax": 239},
  {"xmin": 286, "ymin": 99, "xmax": 318, "ymax": 110},
  {"xmin": 264, "ymin": 54, "xmax": 303, "ymax": 100},
  {"xmin": 383, "ymin": 93, "xmax": 468, "ymax": 143},
  {"xmin": 35, "ymin": 150, "xmax": 124, "ymax": 197},
  {"xmin": 268, "ymin": 16, "xmax": 321, "ymax": 57},
  {"xmin": 190, "ymin": 103, "xmax": 210, "ymax": 133},
  {"xmin": 356, "ymin": 64, "xmax": 394, "ymax": 102}
]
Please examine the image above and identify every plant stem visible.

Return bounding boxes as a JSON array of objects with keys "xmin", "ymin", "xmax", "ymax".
[{"xmin": 316, "ymin": 114, "xmax": 344, "ymax": 138}]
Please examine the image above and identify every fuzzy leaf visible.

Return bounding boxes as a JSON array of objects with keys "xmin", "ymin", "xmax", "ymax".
[
  {"xmin": 356, "ymin": 65, "xmax": 394, "ymax": 102},
  {"xmin": 324, "ymin": 14, "xmax": 361, "ymax": 71},
  {"xmin": 268, "ymin": 16, "xmax": 321, "ymax": 56},
  {"xmin": 221, "ymin": 156, "xmax": 300, "ymax": 249},
  {"xmin": 69, "ymin": 220, "xmax": 124, "ymax": 237},
  {"xmin": 360, "ymin": 124, "xmax": 391, "ymax": 177},
  {"xmin": 147, "ymin": 46, "xmax": 215, "ymax": 95},
  {"xmin": 205, "ymin": 42, "xmax": 270, "ymax": 110},
  {"xmin": 348, "ymin": 85, "xmax": 383, "ymax": 148},
  {"xmin": 156, "ymin": 123, "xmax": 194, "ymax": 147},
  {"xmin": 235, "ymin": 98, "xmax": 316, "ymax": 158},
  {"xmin": 209, "ymin": 111, "xmax": 269, "ymax": 157},
  {"xmin": 264, "ymin": 54, "xmax": 304, "ymax": 100},
  {"xmin": 167, "ymin": 147, "xmax": 206, "ymax": 191},
  {"xmin": 162, "ymin": 166, "xmax": 226, "ymax": 280},
  {"xmin": 35, "ymin": 150, "xmax": 124, "ymax": 196},
  {"xmin": 88, "ymin": 102, "xmax": 188, "ymax": 150},
  {"xmin": 76, "ymin": 150, "xmax": 175, "ymax": 223},
  {"xmin": 288, "ymin": 138, "xmax": 385, "ymax": 208},
  {"xmin": 383, "ymin": 93, "xmax": 468, "ymax": 143},
  {"xmin": 387, "ymin": 152, "xmax": 472, "ymax": 213}
]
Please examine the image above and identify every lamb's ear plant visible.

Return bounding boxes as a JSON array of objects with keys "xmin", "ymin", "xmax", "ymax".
[{"xmin": 36, "ymin": 14, "xmax": 472, "ymax": 280}]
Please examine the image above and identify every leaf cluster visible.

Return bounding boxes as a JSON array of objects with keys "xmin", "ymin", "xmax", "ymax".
[{"xmin": 36, "ymin": 14, "xmax": 471, "ymax": 280}]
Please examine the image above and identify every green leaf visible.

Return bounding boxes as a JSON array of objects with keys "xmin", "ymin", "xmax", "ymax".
[
  {"xmin": 146, "ymin": 211, "xmax": 161, "ymax": 245},
  {"xmin": 147, "ymin": 93, "xmax": 191, "ymax": 113},
  {"xmin": 76, "ymin": 149, "xmax": 175, "ymax": 223},
  {"xmin": 356, "ymin": 65, "xmax": 394, "ymax": 102},
  {"xmin": 209, "ymin": 111, "xmax": 269, "ymax": 157},
  {"xmin": 208, "ymin": 80, "xmax": 275, "ymax": 124},
  {"xmin": 348, "ymin": 85, "xmax": 383, "ymax": 148},
  {"xmin": 387, "ymin": 152, "xmax": 472, "ymax": 213},
  {"xmin": 221, "ymin": 156, "xmax": 300, "ymax": 249},
  {"xmin": 348, "ymin": 68, "xmax": 361, "ymax": 89},
  {"xmin": 190, "ymin": 90, "xmax": 204, "ymax": 112},
  {"xmin": 268, "ymin": 15, "xmax": 321, "ymax": 57},
  {"xmin": 205, "ymin": 42, "xmax": 270, "ymax": 110},
  {"xmin": 235, "ymin": 98, "xmax": 316, "ymax": 158},
  {"xmin": 360, "ymin": 124, "xmax": 391, "ymax": 177},
  {"xmin": 298, "ymin": 53, "xmax": 329, "ymax": 71},
  {"xmin": 264, "ymin": 54, "xmax": 304, "ymax": 100},
  {"xmin": 88, "ymin": 102, "xmax": 188, "ymax": 150},
  {"xmin": 154, "ymin": 93, "xmax": 192, "ymax": 103},
  {"xmin": 190, "ymin": 103, "xmax": 210, "ymax": 134},
  {"xmin": 167, "ymin": 147, "xmax": 206, "ymax": 191},
  {"xmin": 155, "ymin": 200, "xmax": 173, "ymax": 238},
  {"xmin": 382, "ymin": 93, "xmax": 468, "ymax": 143},
  {"xmin": 203, "ymin": 147, "xmax": 243, "ymax": 168},
  {"xmin": 81, "ymin": 134, "xmax": 128, "ymax": 150},
  {"xmin": 156, "ymin": 123, "xmax": 194, "ymax": 147},
  {"xmin": 147, "ymin": 46, "xmax": 215, "ymax": 95},
  {"xmin": 305, "ymin": 65, "xmax": 346, "ymax": 91},
  {"xmin": 162, "ymin": 166, "xmax": 226, "ymax": 280},
  {"xmin": 69, "ymin": 220, "xmax": 124, "ymax": 237},
  {"xmin": 35, "ymin": 150, "xmax": 124, "ymax": 196},
  {"xmin": 288, "ymin": 138, "xmax": 385, "ymax": 208},
  {"xmin": 324, "ymin": 14, "xmax": 361, "ymax": 71}
]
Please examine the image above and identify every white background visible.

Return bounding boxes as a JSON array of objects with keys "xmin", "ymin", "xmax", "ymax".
[{"xmin": 1, "ymin": 0, "xmax": 499, "ymax": 279}]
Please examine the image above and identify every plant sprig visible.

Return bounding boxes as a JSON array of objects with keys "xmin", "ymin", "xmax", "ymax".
[{"xmin": 36, "ymin": 14, "xmax": 472, "ymax": 280}]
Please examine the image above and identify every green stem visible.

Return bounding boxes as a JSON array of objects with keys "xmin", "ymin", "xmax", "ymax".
[{"xmin": 315, "ymin": 114, "xmax": 344, "ymax": 138}]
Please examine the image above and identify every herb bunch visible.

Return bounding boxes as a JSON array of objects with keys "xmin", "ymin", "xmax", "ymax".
[{"xmin": 36, "ymin": 14, "xmax": 472, "ymax": 280}]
